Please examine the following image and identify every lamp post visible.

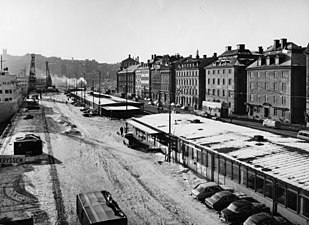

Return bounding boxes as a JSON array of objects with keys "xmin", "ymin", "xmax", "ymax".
[{"xmin": 125, "ymin": 68, "xmax": 128, "ymax": 133}]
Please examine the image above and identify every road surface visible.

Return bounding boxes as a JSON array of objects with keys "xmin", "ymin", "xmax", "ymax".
[{"xmin": 0, "ymin": 92, "xmax": 225, "ymax": 225}]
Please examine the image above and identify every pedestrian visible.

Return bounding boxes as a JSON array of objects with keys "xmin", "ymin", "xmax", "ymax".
[{"xmin": 120, "ymin": 127, "xmax": 124, "ymax": 136}]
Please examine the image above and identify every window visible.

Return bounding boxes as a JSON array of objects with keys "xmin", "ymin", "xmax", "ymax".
[
  {"xmin": 282, "ymin": 110, "xmax": 286, "ymax": 117},
  {"xmin": 214, "ymin": 155, "xmax": 219, "ymax": 172},
  {"xmin": 250, "ymin": 82, "xmax": 255, "ymax": 89},
  {"xmin": 276, "ymin": 182, "xmax": 286, "ymax": 205},
  {"xmin": 228, "ymin": 78, "xmax": 232, "ymax": 85},
  {"xmin": 219, "ymin": 157, "xmax": 225, "ymax": 175},
  {"xmin": 282, "ymin": 83, "xmax": 287, "ymax": 92},
  {"xmin": 217, "ymin": 89, "xmax": 220, "ymax": 96},
  {"xmin": 274, "ymin": 108, "xmax": 278, "ymax": 116},
  {"xmin": 256, "ymin": 173, "xmax": 264, "ymax": 195},
  {"xmin": 265, "ymin": 178, "xmax": 273, "ymax": 199},
  {"xmin": 213, "ymin": 70, "xmax": 215, "ymax": 74},
  {"xmin": 213, "ymin": 78, "xmax": 215, "ymax": 84},
  {"xmin": 222, "ymin": 90, "xmax": 225, "ymax": 97},
  {"xmin": 274, "ymin": 82, "xmax": 278, "ymax": 90},
  {"xmin": 208, "ymin": 78, "xmax": 210, "ymax": 85},
  {"xmin": 228, "ymin": 69, "xmax": 232, "ymax": 74},
  {"xmin": 300, "ymin": 190, "xmax": 309, "ymax": 218},
  {"xmin": 247, "ymin": 169, "xmax": 255, "ymax": 190},
  {"xmin": 233, "ymin": 163, "xmax": 240, "ymax": 183},
  {"xmin": 240, "ymin": 166, "xmax": 247, "ymax": 186},
  {"xmin": 217, "ymin": 78, "xmax": 220, "ymax": 85},
  {"xmin": 223, "ymin": 69, "xmax": 225, "ymax": 74},
  {"xmin": 226, "ymin": 160, "xmax": 232, "ymax": 178},
  {"xmin": 222, "ymin": 78, "xmax": 225, "ymax": 85},
  {"xmin": 287, "ymin": 186, "xmax": 297, "ymax": 211},
  {"xmin": 250, "ymin": 94, "xmax": 254, "ymax": 101},
  {"xmin": 212, "ymin": 89, "xmax": 215, "ymax": 95}
]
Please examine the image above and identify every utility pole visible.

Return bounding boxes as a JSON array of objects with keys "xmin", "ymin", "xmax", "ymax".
[
  {"xmin": 82, "ymin": 72, "xmax": 86, "ymax": 106},
  {"xmin": 92, "ymin": 80, "xmax": 95, "ymax": 109},
  {"xmin": 125, "ymin": 68, "xmax": 128, "ymax": 133}
]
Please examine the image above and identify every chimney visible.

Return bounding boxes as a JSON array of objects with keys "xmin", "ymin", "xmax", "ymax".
[
  {"xmin": 154, "ymin": 54, "xmax": 157, "ymax": 59},
  {"xmin": 237, "ymin": 44, "xmax": 245, "ymax": 51},
  {"xmin": 225, "ymin": 46, "xmax": 232, "ymax": 51},
  {"xmin": 281, "ymin": 38, "xmax": 287, "ymax": 49},
  {"xmin": 258, "ymin": 46, "xmax": 263, "ymax": 54},
  {"xmin": 203, "ymin": 55, "xmax": 207, "ymax": 59},
  {"xmin": 274, "ymin": 39, "xmax": 280, "ymax": 49},
  {"xmin": 129, "ymin": 54, "xmax": 131, "ymax": 58},
  {"xmin": 213, "ymin": 53, "xmax": 217, "ymax": 58},
  {"xmin": 189, "ymin": 55, "xmax": 192, "ymax": 58}
]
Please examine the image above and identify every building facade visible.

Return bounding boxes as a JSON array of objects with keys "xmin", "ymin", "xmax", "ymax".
[
  {"xmin": 246, "ymin": 39, "xmax": 306, "ymax": 124},
  {"xmin": 176, "ymin": 53, "xmax": 217, "ymax": 109},
  {"xmin": 117, "ymin": 64, "xmax": 140, "ymax": 98},
  {"xmin": 205, "ymin": 44, "xmax": 260, "ymax": 114}
]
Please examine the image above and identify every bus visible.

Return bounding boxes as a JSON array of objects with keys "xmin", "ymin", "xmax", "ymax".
[{"xmin": 202, "ymin": 101, "xmax": 228, "ymax": 118}]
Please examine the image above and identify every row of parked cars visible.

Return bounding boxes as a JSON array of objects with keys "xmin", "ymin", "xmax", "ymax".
[
  {"xmin": 71, "ymin": 101, "xmax": 99, "ymax": 117},
  {"xmin": 191, "ymin": 181, "xmax": 293, "ymax": 225}
]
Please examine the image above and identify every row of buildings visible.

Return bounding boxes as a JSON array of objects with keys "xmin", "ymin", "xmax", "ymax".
[{"xmin": 117, "ymin": 38, "xmax": 309, "ymax": 125}]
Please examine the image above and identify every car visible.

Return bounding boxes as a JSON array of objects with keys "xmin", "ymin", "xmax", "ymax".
[
  {"xmin": 82, "ymin": 112, "xmax": 91, "ymax": 117},
  {"xmin": 296, "ymin": 130, "xmax": 309, "ymax": 141},
  {"xmin": 23, "ymin": 114, "xmax": 34, "ymax": 120},
  {"xmin": 220, "ymin": 199, "xmax": 270, "ymax": 225},
  {"xmin": 262, "ymin": 118, "xmax": 281, "ymax": 128},
  {"xmin": 205, "ymin": 190, "xmax": 239, "ymax": 211},
  {"xmin": 80, "ymin": 107, "xmax": 90, "ymax": 112},
  {"xmin": 243, "ymin": 212, "xmax": 293, "ymax": 225},
  {"xmin": 181, "ymin": 105, "xmax": 188, "ymax": 110},
  {"xmin": 191, "ymin": 182, "xmax": 224, "ymax": 201}
]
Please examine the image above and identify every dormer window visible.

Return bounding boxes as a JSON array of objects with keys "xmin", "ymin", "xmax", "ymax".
[
  {"xmin": 275, "ymin": 55, "xmax": 280, "ymax": 65},
  {"xmin": 266, "ymin": 56, "xmax": 270, "ymax": 65}
]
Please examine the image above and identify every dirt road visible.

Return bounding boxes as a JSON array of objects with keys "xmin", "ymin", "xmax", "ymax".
[{"xmin": 0, "ymin": 93, "xmax": 224, "ymax": 225}]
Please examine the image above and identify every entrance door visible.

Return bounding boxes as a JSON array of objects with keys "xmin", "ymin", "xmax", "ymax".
[{"xmin": 264, "ymin": 107, "xmax": 269, "ymax": 117}]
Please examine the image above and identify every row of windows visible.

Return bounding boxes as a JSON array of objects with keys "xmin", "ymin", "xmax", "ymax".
[
  {"xmin": 249, "ymin": 70, "xmax": 290, "ymax": 79},
  {"xmin": 250, "ymin": 82, "xmax": 287, "ymax": 92},
  {"xmin": 207, "ymin": 89, "xmax": 233, "ymax": 97},
  {"xmin": 177, "ymin": 78, "xmax": 198, "ymax": 86},
  {"xmin": 184, "ymin": 144, "xmax": 309, "ymax": 218},
  {"xmin": 250, "ymin": 94, "xmax": 287, "ymax": 105},
  {"xmin": 255, "ymin": 107, "xmax": 287, "ymax": 118},
  {"xmin": 207, "ymin": 68, "xmax": 233, "ymax": 75},
  {"xmin": 176, "ymin": 70, "xmax": 199, "ymax": 77},
  {"xmin": 0, "ymin": 90, "xmax": 13, "ymax": 94},
  {"xmin": 178, "ymin": 88, "xmax": 198, "ymax": 95},
  {"xmin": 0, "ymin": 98, "xmax": 13, "ymax": 102},
  {"xmin": 208, "ymin": 78, "xmax": 232, "ymax": 86}
]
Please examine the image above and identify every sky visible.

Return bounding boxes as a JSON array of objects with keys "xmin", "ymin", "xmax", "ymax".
[{"xmin": 1, "ymin": 0, "xmax": 309, "ymax": 64}]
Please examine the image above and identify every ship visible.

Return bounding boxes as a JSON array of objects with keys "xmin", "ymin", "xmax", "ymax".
[{"xmin": 0, "ymin": 66, "xmax": 23, "ymax": 124}]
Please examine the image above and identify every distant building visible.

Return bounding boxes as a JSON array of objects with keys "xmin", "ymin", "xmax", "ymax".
[
  {"xmin": 16, "ymin": 76, "xmax": 28, "ymax": 97},
  {"xmin": 120, "ymin": 54, "xmax": 139, "ymax": 70},
  {"xmin": 246, "ymin": 38, "xmax": 306, "ymax": 124},
  {"xmin": 117, "ymin": 64, "xmax": 140, "ymax": 98},
  {"xmin": 135, "ymin": 62, "xmax": 150, "ymax": 99},
  {"xmin": 205, "ymin": 44, "xmax": 260, "ymax": 114},
  {"xmin": 176, "ymin": 52, "xmax": 218, "ymax": 109}
]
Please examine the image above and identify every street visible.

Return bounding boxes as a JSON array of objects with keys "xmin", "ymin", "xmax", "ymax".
[{"xmin": 0, "ymin": 92, "xmax": 225, "ymax": 225}]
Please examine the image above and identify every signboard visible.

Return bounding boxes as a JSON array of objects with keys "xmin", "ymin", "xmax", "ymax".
[{"xmin": 0, "ymin": 155, "xmax": 25, "ymax": 165}]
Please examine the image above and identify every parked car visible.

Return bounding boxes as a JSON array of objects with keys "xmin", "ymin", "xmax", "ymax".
[
  {"xmin": 220, "ymin": 199, "xmax": 270, "ymax": 225},
  {"xmin": 191, "ymin": 182, "xmax": 228, "ymax": 201},
  {"xmin": 205, "ymin": 191, "xmax": 239, "ymax": 211},
  {"xmin": 82, "ymin": 112, "xmax": 91, "ymax": 117},
  {"xmin": 262, "ymin": 118, "xmax": 281, "ymax": 128},
  {"xmin": 80, "ymin": 107, "xmax": 90, "ymax": 112},
  {"xmin": 243, "ymin": 212, "xmax": 293, "ymax": 225},
  {"xmin": 296, "ymin": 130, "xmax": 309, "ymax": 141}
]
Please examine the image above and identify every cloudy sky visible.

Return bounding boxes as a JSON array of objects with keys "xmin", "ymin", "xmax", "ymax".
[{"xmin": 1, "ymin": 0, "xmax": 309, "ymax": 63}]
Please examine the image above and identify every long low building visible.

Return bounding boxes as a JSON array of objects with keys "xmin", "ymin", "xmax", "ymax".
[
  {"xmin": 126, "ymin": 113, "xmax": 309, "ymax": 225},
  {"xmin": 69, "ymin": 90, "xmax": 144, "ymax": 117}
]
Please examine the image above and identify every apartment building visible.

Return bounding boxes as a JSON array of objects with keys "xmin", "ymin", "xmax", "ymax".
[
  {"xmin": 176, "ymin": 53, "xmax": 217, "ymax": 109},
  {"xmin": 205, "ymin": 44, "xmax": 260, "ymax": 114},
  {"xmin": 246, "ymin": 38, "xmax": 306, "ymax": 124},
  {"xmin": 135, "ymin": 62, "xmax": 150, "ymax": 99},
  {"xmin": 117, "ymin": 64, "xmax": 140, "ymax": 98}
]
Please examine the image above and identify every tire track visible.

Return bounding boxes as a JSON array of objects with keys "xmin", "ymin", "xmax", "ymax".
[{"xmin": 41, "ymin": 101, "xmax": 68, "ymax": 225}]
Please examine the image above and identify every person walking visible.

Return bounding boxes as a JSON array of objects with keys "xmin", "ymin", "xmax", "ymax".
[{"xmin": 120, "ymin": 127, "xmax": 124, "ymax": 136}]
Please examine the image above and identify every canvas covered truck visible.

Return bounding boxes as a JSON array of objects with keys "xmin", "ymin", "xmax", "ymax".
[{"xmin": 76, "ymin": 190, "xmax": 127, "ymax": 225}]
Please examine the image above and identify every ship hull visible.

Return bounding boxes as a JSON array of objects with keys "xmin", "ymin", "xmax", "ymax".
[{"xmin": 0, "ymin": 98, "xmax": 22, "ymax": 124}]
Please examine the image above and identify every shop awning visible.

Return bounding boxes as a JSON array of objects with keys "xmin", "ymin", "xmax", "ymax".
[{"xmin": 126, "ymin": 119, "xmax": 160, "ymax": 135}]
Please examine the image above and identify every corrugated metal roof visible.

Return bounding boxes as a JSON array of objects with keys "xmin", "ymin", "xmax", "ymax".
[{"xmin": 132, "ymin": 113, "xmax": 309, "ymax": 191}]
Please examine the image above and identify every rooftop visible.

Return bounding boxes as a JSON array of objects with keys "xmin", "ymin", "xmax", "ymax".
[{"xmin": 131, "ymin": 113, "xmax": 309, "ymax": 191}]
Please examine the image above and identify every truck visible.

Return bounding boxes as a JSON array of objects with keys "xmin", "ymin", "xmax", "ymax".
[{"xmin": 76, "ymin": 190, "xmax": 127, "ymax": 225}]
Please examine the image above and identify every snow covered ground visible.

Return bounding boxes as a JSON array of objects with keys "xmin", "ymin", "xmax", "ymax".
[{"xmin": 0, "ymin": 93, "xmax": 226, "ymax": 225}]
